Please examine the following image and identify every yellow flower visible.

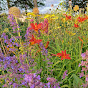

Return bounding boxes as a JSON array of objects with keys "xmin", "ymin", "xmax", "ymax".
[
  {"xmin": 0, "ymin": 80, "xmax": 3, "ymax": 84},
  {"xmin": 66, "ymin": 30, "xmax": 76, "ymax": 36},
  {"xmin": 59, "ymin": 2, "xmax": 62, "ymax": 6},
  {"xmin": 63, "ymin": 18, "xmax": 66, "ymax": 23},
  {"xmin": 62, "ymin": 40, "xmax": 64, "ymax": 43},
  {"xmin": 73, "ymin": 5, "xmax": 79, "ymax": 11},
  {"xmin": 4, "ymin": 28, "xmax": 9, "ymax": 32},
  {"xmin": 57, "ymin": 26, "xmax": 61, "ymax": 28},
  {"xmin": 52, "ymin": 16, "xmax": 58, "ymax": 20},
  {"xmin": 27, "ymin": 12, "xmax": 36, "ymax": 17},
  {"xmin": 26, "ymin": 17, "xmax": 32, "ymax": 19},
  {"xmin": 71, "ymin": 32, "xmax": 76, "ymax": 36},
  {"xmin": 44, "ymin": 14, "xmax": 50, "ymax": 18},
  {"xmin": 44, "ymin": 14, "xmax": 58, "ymax": 19}
]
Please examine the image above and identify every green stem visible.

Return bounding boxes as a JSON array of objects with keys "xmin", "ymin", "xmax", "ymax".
[{"xmin": 15, "ymin": 17, "xmax": 21, "ymax": 45}]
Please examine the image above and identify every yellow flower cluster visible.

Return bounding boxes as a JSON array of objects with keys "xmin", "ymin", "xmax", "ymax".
[
  {"xmin": 73, "ymin": 5, "xmax": 79, "ymax": 11},
  {"xmin": 44, "ymin": 14, "xmax": 58, "ymax": 19}
]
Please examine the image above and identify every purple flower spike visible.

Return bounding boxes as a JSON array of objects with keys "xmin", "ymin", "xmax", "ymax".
[
  {"xmin": 8, "ymin": 14, "xmax": 19, "ymax": 31},
  {"xmin": 62, "ymin": 70, "xmax": 68, "ymax": 79}
]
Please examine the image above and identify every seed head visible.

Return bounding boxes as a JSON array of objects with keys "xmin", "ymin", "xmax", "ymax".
[{"xmin": 9, "ymin": 7, "xmax": 21, "ymax": 18}]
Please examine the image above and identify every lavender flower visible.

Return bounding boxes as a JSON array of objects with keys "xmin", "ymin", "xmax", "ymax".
[{"xmin": 62, "ymin": 70, "xmax": 68, "ymax": 79}]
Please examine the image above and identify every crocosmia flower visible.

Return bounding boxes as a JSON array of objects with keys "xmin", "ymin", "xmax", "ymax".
[
  {"xmin": 64, "ymin": 14, "xmax": 71, "ymax": 20},
  {"xmin": 29, "ymin": 35, "xmax": 42, "ymax": 45},
  {"xmin": 57, "ymin": 50, "xmax": 71, "ymax": 60},
  {"xmin": 30, "ymin": 23, "xmax": 42, "ymax": 32},
  {"xmin": 77, "ymin": 16, "xmax": 85, "ymax": 23},
  {"xmin": 45, "ymin": 41, "xmax": 49, "ymax": 49},
  {"xmin": 74, "ymin": 23, "xmax": 79, "ymax": 28}
]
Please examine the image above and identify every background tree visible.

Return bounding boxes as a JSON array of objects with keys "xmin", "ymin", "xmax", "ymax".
[
  {"xmin": 11, "ymin": 0, "xmax": 45, "ymax": 13},
  {"xmin": 34, "ymin": 0, "xmax": 38, "ymax": 7},
  {"xmin": 65, "ymin": 0, "xmax": 88, "ymax": 13},
  {"xmin": 0, "ymin": 0, "xmax": 8, "ymax": 14},
  {"xmin": 7, "ymin": 0, "xmax": 10, "ymax": 9},
  {"xmin": 0, "ymin": 0, "xmax": 45, "ymax": 14}
]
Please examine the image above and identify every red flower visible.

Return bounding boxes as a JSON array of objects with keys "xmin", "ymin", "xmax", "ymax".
[
  {"xmin": 84, "ymin": 15, "xmax": 88, "ymax": 20},
  {"xmin": 57, "ymin": 50, "xmax": 71, "ymax": 60},
  {"xmin": 74, "ymin": 23, "xmax": 79, "ymax": 28},
  {"xmin": 77, "ymin": 16, "xmax": 85, "ymax": 23},
  {"xmin": 66, "ymin": 15, "xmax": 71, "ymax": 20},
  {"xmin": 45, "ymin": 41, "xmax": 49, "ymax": 49},
  {"xmin": 30, "ymin": 23, "xmax": 42, "ymax": 32},
  {"xmin": 63, "ymin": 14, "xmax": 71, "ymax": 20},
  {"xmin": 29, "ymin": 35, "xmax": 42, "ymax": 45},
  {"xmin": 78, "ymin": 36, "xmax": 83, "ymax": 52},
  {"xmin": 50, "ymin": 50, "xmax": 71, "ymax": 60}
]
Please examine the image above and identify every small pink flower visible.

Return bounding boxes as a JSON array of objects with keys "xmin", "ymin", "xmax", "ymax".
[
  {"xmin": 3, "ymin": 84, "xmax": 7, "ymax": 87},
  {"xmin": 85, "ymin": 50, "xmax": 88, "ymax": 55},
  {"xmin": 81, "ymin": 53, "xmax": 86, "ymax": 58},
  {"xmin": 79, "ymin": 72, "xmax": 84, "ymax": 78},
  {"xmin": 81, "ymin": 67, "xmax": 87, "ymax": 72},
  {"xmin": 86, "ymin": 76, "xmax": 88, "ymax": 82},
  {"xmin": 30, "ymin": 19, "xmax": 34, "ymax": 22},
  {"xmin": 81, "ymin": 61, "xmax": 86, "ymax": 66}
]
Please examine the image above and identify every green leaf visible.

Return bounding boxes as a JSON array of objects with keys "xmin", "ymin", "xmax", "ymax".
[
  {"xmin": 61, "ymin": 85, "xmax": 70, "ymax": 88},
  {"xmin": 73, "ymin": 74, "xmax": 83, "ymax": 88}
]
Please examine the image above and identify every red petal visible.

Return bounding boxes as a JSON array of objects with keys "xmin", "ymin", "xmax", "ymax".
[
  {"xmin": 66, "ymin": 56, "xmax": 71, "ymax": 59},
  {"xmin": 35, "ymin": 39, "xmax": 42, "ymax": 44},
  {"xmin": 30, "ymin": 23, "xmax": 35, "ymax": 30},
  {"xmin": 61, "ymin": 57, "xmax": 63, "ymax": 60},
  {"xmin": 57, "ymin": 53, "xmax": 62, "ymax": 56},
  {"xmin": 50, "ymin": 54, "xmax": 57, "ymax": 56},
  {"xmin": 45, "ymin": 41, "xmax": 49, "ymax": 48},
  {"xmin": 29, "ymin": 35, "xmax": 35, "ymax": 42},
  {"xmin": 38, "ymin": 23, "xmax": 42, "ymax": 29},
  {"xmin": 64, "ymin": 50, "xmax": 66, "ymax": 55}
]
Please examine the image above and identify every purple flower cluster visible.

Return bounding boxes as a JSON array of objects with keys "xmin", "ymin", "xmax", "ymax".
[
  {"xmin": 0, "ymin": 44, "xmax": 61, "ymax": 88},
  {"xmin": 24, "ymin": 73, "xmax": 61, "ymax": 88},
  {"xmin": 1, "ymin": 33, "xmax": 19, "ymax": 54},
  {"xmin": 7, "ymin": 14, "xmax": 19, "ymax": 31},
  {"xmin": 24, "ymin": 73, "xmax": 44, "ymax": 88},
  {"xmin": 46, "ymin": 77, "xmax": 60, "ymax": 88},
  {"xmin": 79, "ymin": 50, "xmax": 88, "ymax": 88},
  {"xmin": 24, "ymin": 27, "xmax": 34, "ymax": 40},
  {"xmin": 0, "ymin": 50, "xmax": 34, "ymax": 87}
]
